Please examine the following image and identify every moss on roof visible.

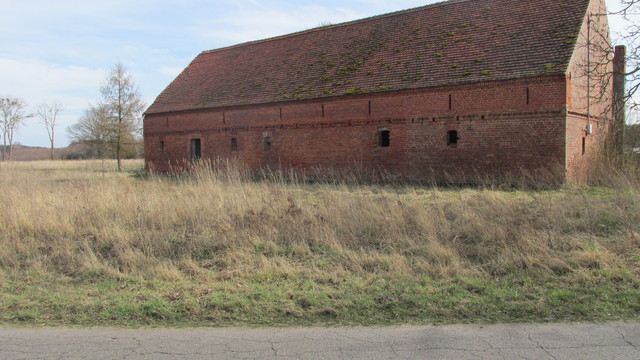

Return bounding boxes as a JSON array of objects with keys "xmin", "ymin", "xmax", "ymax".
[{"xmin": 147, "ymin": 0, "xmax": 590, "ymax": 115}]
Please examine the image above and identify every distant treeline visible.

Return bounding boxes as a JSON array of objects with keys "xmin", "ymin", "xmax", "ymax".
[{"xmin": 0, "ymin": 140, "xmax": 143, "ymax": 161}]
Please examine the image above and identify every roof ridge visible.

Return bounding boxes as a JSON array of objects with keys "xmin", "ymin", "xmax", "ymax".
[
  {"xmin": 201, "ymin": 0, "xmax": 475, "ymax": 56},
  {"xmin": 148, "ymin": 0, "xmax": 593, "ymax": 115}
]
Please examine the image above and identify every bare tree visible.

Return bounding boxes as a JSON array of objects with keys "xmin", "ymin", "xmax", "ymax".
[
  {"xmin": 0, "ymin": 97, "xmax": 30, "ymax": 161},
  {"xmin": 626, "ymin": 122, "xmax": 640, "ymax": 152},
  {"xmin": 36, "ymin": 101, "xmax": 63, "ymax": 160},
  {"xmin": 100, "ymin": 62, "xmax": 145, "ymax": 171},
  {"xmin": 577, "ymin": 1, "xmax": 640, "ymax": 157},
  {"xmin": 615, "ymin": 1, "xmax": 640, "ymax": 110},
  {"xmin": 68, "ymin": 104, "xmax": 114, "ymax": 159}
]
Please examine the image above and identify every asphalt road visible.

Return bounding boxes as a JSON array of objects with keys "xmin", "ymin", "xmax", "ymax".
[{"xmin": 1, "ymin": 323, "xmax": 638, "ymax": 359}]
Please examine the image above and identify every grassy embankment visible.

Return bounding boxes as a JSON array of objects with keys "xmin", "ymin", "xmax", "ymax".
[{"xmin": 0, "ymin": 159, "xmax": 639, "ymax": 327}]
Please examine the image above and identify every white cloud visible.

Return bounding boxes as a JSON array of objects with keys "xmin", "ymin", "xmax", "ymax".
[
  {"xmin": 0, "ymin": 58, "xmax": 107, "ymax": 147},
  {"xmin": 0, "ymin": 58, "xmax": 104, "ymax": 101},
  {"xmin": 193, "ymin": 4, "xmax": 361, "ymax": 45},
  {"xmin": 158, "ymin": 66, "xmax": 185, "ymax": 79}
]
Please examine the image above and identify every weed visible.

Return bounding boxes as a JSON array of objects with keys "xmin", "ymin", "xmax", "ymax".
[{"xmin": 0, "ymin": 160, "xmax": 638, "ymax": 326}]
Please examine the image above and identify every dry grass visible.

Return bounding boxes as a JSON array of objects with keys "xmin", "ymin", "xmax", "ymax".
[{"xmin": 0, "ymin": 159, "xmax": 639, "ymax": 325}]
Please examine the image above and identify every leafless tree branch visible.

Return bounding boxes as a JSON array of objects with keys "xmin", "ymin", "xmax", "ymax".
[
  {"xmin": 0, "ymin": 97, "xmax": 31, "ymax": 161},
  {"xmin": 36, "ymin": 101, "xmax": 63, "ymax": 160}
]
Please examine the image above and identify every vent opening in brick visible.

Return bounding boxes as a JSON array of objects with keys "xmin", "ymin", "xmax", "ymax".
[
  {"xmin": 191, "ymin": 139, "xmax": 201, "ymax": 160},
  {"xmin": 379, "ymin": 129, "xmax": 390, "ymax": 147},
  {"xmin": 582, "ymin": 137, "xmax": 586, "ymax": 155},
  {"xmin": 159, "ymin": 141, "xmax": 165, "ymax": 152},
  {"xmin": 264, "ymin": 136, "xmax": 271, "ymax": 150},
  {"xmin": 447, "ymin": 130, "xmax": 458, "ymax": 146},
  {"xmin": 231, "ymin": 138, "xmax": 238, "ymax": 151}
]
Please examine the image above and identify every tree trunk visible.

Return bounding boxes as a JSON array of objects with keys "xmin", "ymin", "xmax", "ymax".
[
  {"xmin": 2, "ymin": 131, "xmax": 5, "ymax": 162},
  {"xmin": 8, "ymin": 130, "xmax": 14, "ymax": 161},
  {"xmin": 116, "ymin": 84, "xmax": 123, "ymax": 172},
  {"xmin": 116, "ymin": 120, "xmax": 122, "ymax": 172},
  {"xmin": 50, "ymin": 126, "xmax": 55, "ymax": 160}
]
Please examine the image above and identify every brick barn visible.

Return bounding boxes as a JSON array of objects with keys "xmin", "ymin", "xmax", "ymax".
[{"xmin": 144, "ymin": 0, "xmax": 615, "ymax": 183}]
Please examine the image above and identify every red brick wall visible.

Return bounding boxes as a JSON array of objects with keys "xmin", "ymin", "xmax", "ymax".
[
  {"xmin": 563, "ymin": 0, "xmax": 612, "ymax": 182},
  {"xmin": 145, "ymin": 76, "xmax": 569, "ymax": 181},
  {"xmin": 565, "ymin": 114, "xmax": 606, "ymax": 182},
  {"xmin": 566, "ymin": 0, "xmax": 611, "ymax": 118}
]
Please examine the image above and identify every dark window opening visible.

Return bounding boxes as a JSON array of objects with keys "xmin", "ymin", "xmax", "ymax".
[
  {"xmin": 379, "ymin": 129, "xmax": 391, "ymax": 147},
  {"xmin": 322, "ymin": 104, "xmax": 325, "ymax": 117},
  {"xmin": 582, "ymin": 137, "xmax": 586, "ymax": 155},
  {"xmin": 447, "ymin": 130, "xmax": 458, "ymax": 146},
  {"xmin": 191, "ymin": 139, "xmax": 201, "ymax": 160},
  {"xmin": 449, "ymin": 94, "xmax": 452, "ymax": 110},
  {"xmin": 368, "ymin": 101, "xmax": 372, "ymax": 115},
  {"xmin": 481, "ymin": 115, "xmax": 485, "ymax": 120},
  {"xmin": 159, "ymin": 141, "xmax": 165, "ymax": 152},
  {"xmin": 231, "ymin": 138, "xmax": 238, "ymax": 151},
  {"xmin": 526, "ymin": 88, "xmax": 530, "ymax": 105},
  {"xmin": 264, "ymin": 136, "xmax": 271, "ymax": 151}
]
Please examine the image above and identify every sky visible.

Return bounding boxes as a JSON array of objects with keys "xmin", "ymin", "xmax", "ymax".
[{"xmin": 0, "ymin": 0, "xmax": 630, "ymax": 148}]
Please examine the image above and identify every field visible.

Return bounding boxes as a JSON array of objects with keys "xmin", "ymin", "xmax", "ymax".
[{"xmin": 0, "ymin": 159, "xmax": 639, "ymax": 327}]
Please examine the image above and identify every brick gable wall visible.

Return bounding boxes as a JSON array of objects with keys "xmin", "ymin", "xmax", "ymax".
[{"xmin": 564, "ymin": 0, "xmax": 612, "ymax": 182}]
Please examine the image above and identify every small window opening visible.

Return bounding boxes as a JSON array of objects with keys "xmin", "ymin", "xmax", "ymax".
[
  {"xmin": 231, "ymin": 138, "xmax": 238, "ymax": 151},
  {"xmin": 526, "ymin": 88, "xmax": 530, "ymax": 105},
  {"xmin": 481, "ymin": 115, "xmax": 485, "ymax": 120},
  {"xmin": 322, "ymin": 104, "xmax": 325, "ymax": 117},
  {"xmin": 191, "ymin": 138, "xmax": 201, "ymax": 160},
  {"xmin": 447, "ymin": 130, "xmax": 458, "ymax": 146},
  {"xmin": 159, "ymin": 141, "xmax": 165, "ymax": 152},
  {"xmin": 264, "ymin": 136, "xmax": 271, "ymax": 151},
  {"xmin": 582, "ymin": 137, "xmax": 586, "ymax": 155},
  {"xmin": 449, "ymin": 94, "xmax": 452, "ymax": 110},
  {"xmin": 379, "ymin": 129, "xmax": 391, "ymax": 147},
  {"xmin": 368, "ymin": 100, "xmax": 372, "ymax": 115}
]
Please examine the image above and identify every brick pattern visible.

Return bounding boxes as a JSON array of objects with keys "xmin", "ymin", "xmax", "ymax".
[
  {"xmin": 565, "ymin": 114, "xmax": 609, "ymax": 182},
  {"xmin": 567, "ymin": 0, "xmax": 612, "ymax": 118},
  {"xmin": 146, "ymin": 77, "xmax": 568, "ymax": 180},
  {"xmin": 563, "ymin": 0, "xmax": 612, "ymax": 182}
]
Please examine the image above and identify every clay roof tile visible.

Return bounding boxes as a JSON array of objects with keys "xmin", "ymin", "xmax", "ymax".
[{"xmin": 147, "ymin": 0, "xmax": 591, "ymax": 115}]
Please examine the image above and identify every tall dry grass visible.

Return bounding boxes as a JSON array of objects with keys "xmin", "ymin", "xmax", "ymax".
[{"xmin": 0, "ymin": 159, "xmax": 639, "ymax": 284}]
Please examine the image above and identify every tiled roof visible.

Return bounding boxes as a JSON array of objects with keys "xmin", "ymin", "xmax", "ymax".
[{"xmin": 147, "ymin": 0, "xmax": 590, "ymax": 115}]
